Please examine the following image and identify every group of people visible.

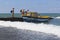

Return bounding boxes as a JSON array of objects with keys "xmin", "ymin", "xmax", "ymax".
[{"xmin": 10, "ymin": 8, "xmax": 29, "ymax": 17}]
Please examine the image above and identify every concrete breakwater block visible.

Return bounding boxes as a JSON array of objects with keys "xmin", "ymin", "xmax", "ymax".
[{"xmin": 0, "ymin": 17, "xmax": 23, "ymax": 21}]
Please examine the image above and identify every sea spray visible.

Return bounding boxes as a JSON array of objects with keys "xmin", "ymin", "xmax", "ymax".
[
  {"xmin": 0, "ymin": 20, "xmax": 60, "ymax": 37},
  {"xmin": 55, "ymin": 16, "xmax": 60, "ymax": 19}
]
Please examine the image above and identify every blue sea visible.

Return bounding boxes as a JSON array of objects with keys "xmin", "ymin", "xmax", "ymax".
[{"xmin": 0, "ymin": 13, "xmax": 60, "ymax": 40}]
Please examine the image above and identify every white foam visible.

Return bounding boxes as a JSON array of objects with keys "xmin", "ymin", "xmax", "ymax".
[
  {"xmin": 0, "ymin": 21, "xmax": 60, "ymax": 37},
  {"xmin": 55, "ymin": 16, "xmax": 60, "ymax": 19}
]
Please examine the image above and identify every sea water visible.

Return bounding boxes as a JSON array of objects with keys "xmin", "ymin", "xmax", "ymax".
[{"xmin": 0, "ymin": 13, "xmax": 60, "ymax": 40}]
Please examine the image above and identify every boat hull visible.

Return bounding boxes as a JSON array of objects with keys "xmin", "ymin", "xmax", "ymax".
[{"xmin": 22, "ymin": 17, "xmax": 52, "ymax": 23}]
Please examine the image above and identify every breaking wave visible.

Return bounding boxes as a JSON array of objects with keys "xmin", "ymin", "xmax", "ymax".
[
  {"xmin": 0, "ymin": 18, "xmax": 60, "ymax": 37},
  {"xmin": 55, "ymin": 16, "xmax": 60, "ymax": 19}
]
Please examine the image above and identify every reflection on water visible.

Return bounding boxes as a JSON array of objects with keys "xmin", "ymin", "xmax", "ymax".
[{"xmin": 0, "ymin": 26, "xmax": 60, "ymax": 40}]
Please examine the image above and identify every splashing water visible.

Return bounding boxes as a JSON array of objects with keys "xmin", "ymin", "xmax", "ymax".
[
  {"xmin": 55, "ymin": 16, "xmax": 60, "ymax": 19},
  {"xmin": 0, "ymin": 18, "xmax": 60, "ymax": 37}
]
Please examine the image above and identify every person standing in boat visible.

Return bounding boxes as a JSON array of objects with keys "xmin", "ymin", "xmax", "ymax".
[
  {"xmin": 26, "ymin": 10, "xmax": 29, "ymax": 16},
  {"xmin": 20, "ymin": 9, "xmax": 25, "ymax": 16},
  {"xmin": 10, "ymin": 8, "xmax": 14, "ymax": 17}
]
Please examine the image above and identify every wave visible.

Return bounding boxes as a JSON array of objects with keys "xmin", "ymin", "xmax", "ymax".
[
  {"xmin": 55, "ymin": 16, "xmax": 60, "ymax": 19},
  {"xmin": 0, "ymin": 21, "xmax": 60, "ymax": 37}
]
